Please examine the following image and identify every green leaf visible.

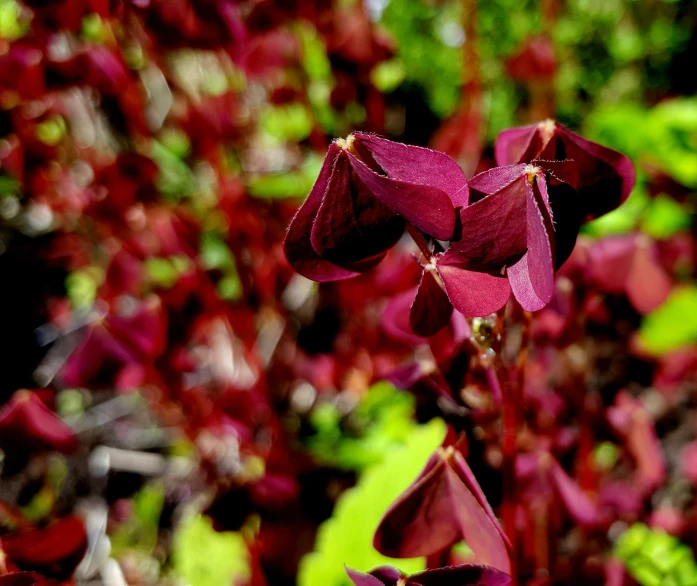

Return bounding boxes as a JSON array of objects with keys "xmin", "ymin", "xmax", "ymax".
[
  {"xmin": 307, "ymin": 382, "xmax": 418, "ymax": 471},
  {"xmin": 615, "ymin": 524, "xmax": 697, "ymax": 586},
  {"xmin": 0, "ymin": 0, "xmax": 28, "ymax": 40},
  {"xmin": 110, "ymin": 483, "xmax": 165, "ymax": 555},
  {"xmin": 81, "ymin": 13, "xmax": 106, "ymax": 42},
  {"xmin": 247, "ymin": 153, "xmax": 324, "ymax": 200},
  {"xmin": 261, "ymin": 103, "xmax": 314, "ymax": 142},
  {"xmin": 65, "ymin": 267, "xmax": 103, "ymax": 309},
  {"xmin": 371, "ymin": 60, "xmax": 407, "ymax": 93},
  {"xmin": 145, "ymin": 256, "xmax": 192, "ymax": 289},
  {"xmin": 582, "ymin": 184, "xmax": 649, "ymax": 237},
  {"xmin": 297, "ymin": 418, "xmax": 446, "ymax": 586},
  {"xmin": 171, "ymin": 514, "xmax": 250, "ymax": 586},
  {"xmin": 150, "ymin": 139, "xmax": 196, "ymax": 200},
  {"xmin": 639, "ymin": 287, "xmax": 697, "ymax": 355},
  {"xmin": 641, "ymin": 195, "xmax": 692, "ymax": 240},
  {"xmin": 36, "ymin": 116, "xmax": 67, "ymax": 146},
  {"xmin": 297, "ymin": 23, "xmax": 333, "ymax": 82}
]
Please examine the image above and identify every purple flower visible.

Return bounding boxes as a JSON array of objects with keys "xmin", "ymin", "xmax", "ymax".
[
  {"xmin": 436, "ymin": 164, "xmax": 559, "ymax": 315},
  {"xmin": 373, "ymin": 441, "xmax": 511, "ymax": 573},
  {"xmin": 346, "ymin": 564, "xmax": 511, "ymax": 586},
  {"xmin": 284, "ymin": 133, "xmax": 467, "ymax": 282},
  {"xmin": 494, "ymin": 119, "xmax": 635, "ymax": 221}
]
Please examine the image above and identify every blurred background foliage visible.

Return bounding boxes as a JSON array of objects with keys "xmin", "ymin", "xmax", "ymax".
[{"xmin": 1, "ymin": 0, "xmax": 697, "ymax": 585}]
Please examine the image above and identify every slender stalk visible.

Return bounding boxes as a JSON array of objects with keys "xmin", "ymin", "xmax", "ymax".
[
  {"xmin": 499, "ymin": 350, "xmax": 519, "ymax": 585},
  {"xmin": 405, "ymin": 223, "xmax": 434, "ymax": 262},
  {"xmin": 498, "ymin": 304, "xmax": 531, "ymax": 586}
]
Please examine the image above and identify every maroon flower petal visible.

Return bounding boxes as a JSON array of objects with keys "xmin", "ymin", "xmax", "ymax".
[
  {"xmin": 410, "ymin": 269, "xmax": 453, "ymax": 337},
  {"xmin": 0, "ymin": 574, "xmax": 48, "ymax": 586},
  {"xmin": 587, "ymin": 234, "xmax": 672, "ymax": 314},
  {"xmin": 353, "ymin": 133, "xmax": 469, "ymax": 207},
  {"xmin": 374, "ymin": 449, "xmax": 511, "ymax": 573},
  {"xmin": 495, "ymin": 121, "xmax": 635, "ymax": 220},
  {"xmin": 410, "ymin": 564, "xmax": 512, "ymax": 586},
  {"xmin": 507, "ymin": 175, "xmax": 555, "ymax": 311},
  {"xmin": 3, "ymin": 516, "xmax": 87, "ymax": 580},
  {"xmin": 556, "ymin": 124, "xmax": 636, "ymax": 218},
  {"xmin": 506, "ymin": 36, "xmax": 556, "ymax": 82},
  {"xmin": 494, "ymin": 126, "xmax": 540, "ymax": 170},
  {"xmin": 625, "ymin": 241, "xmax": 672, "ymax": 314},
  {"xmin": 374, "ymin": 456, "xmax": 462, "ymax": 558},
  {"xmin": 444, "ymin": 465, "xmax": 511, "ymax": 572},
  {"xmin": 381, "ymin": 288, "xmax": 427, "ymax": 346},
  {"xmin": 312, "ymin": 152, "xmax": 404, "ymax": 267},
  {"xmin": 284, "ymin": 144, "xmax": 368, "ymax": 281},
  {"xmin": 0, "ymin": 391, "xmax": 78, "ymax": 455},
  {"xmin": 451, "ymin": 451, "xmax": 512, "ymax": 551},
  {"xmin": 452, "ymin": 171, "xmax": 529, "ymax": 268},
  {"xmin": 346, "ymin": 567, "xmax": 391, "ymax": 586},
  {"xmin": 549, "ymin": 461, "xmax": 604, "ymax": 527},
  {"xmin": 437, "ymin": 259, "xmax": 511, "ymax": 317},
  {"xmin": 348, "ymin": 153, "xmax": 455, "ymax": 240}
]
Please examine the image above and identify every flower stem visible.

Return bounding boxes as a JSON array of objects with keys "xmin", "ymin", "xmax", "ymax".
[
  {"xmin": 498, "ymin": 304, "xmax": 531, "ymax": 586},
  {"xmin": 498, "ymin": 351, "xmax": 519, "ymax": 585},
  {"xmin": 406, "ymin": 223, "xmax": 434, "ymax": 262}
]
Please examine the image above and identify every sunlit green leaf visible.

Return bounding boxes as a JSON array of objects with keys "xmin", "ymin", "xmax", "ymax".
[
  {"xmin": 247, "ymin": 153, "xmax": 323, "ymax": 199},
  {"xmin": 641, "ymin": 195, "xmax": 691, "ymax": 239},
  {"xmin": 298, "ymin": 417, "xmax": 446, "ymax": 586},
  {"xmin": 171, "ymin": 514, "xmax": 250, "ymax": 586},
  {"xmin": 615, "ymin": 524, "xmax": 697, "ymax": 586},
  {"xmin": 639, "ymin": 287, "xmax": 697, "ymax": 355}
]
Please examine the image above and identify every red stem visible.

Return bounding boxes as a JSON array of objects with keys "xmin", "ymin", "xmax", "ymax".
[
  {"xmin": 406, "ymin": 223, "xmax": 434, "ymax": 262},
  {"xmin": 498, "ymin": 305, "xmax": 531, "ymax": 586}
]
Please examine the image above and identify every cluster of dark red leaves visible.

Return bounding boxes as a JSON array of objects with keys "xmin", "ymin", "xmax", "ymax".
[
  {"xmin": 0, "ymin": 0, "xmax": 413, "ymax": 584},
  {"xmin": 286, "ymin": 120, "xmax": 635, "ymax": 335},
  {"xmin": 1, "ymin": 0, "xmax": 696, "ymax": 585}
]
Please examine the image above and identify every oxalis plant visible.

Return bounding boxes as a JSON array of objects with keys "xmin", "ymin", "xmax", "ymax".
[{"xmin": 284, "ymin": 120, "xmax": 635, "ymax": 586}]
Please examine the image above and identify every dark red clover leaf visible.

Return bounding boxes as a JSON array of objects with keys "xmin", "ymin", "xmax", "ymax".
[
  {"xmin": 495, "ymin": 119, "xmax": 635, "ymax": 221},
  {"xmin": 284, "ymin": 133, "xmax": 467, "ymax": 282},
  {"xmin": 346, "ymin": 563, "xmax": 511, "ymax": 586},
  {"xmin": 373, "ymin": 442, "xmax": 511, "ymax": 573},
  {"xmin": 437, "ymin": 164, "xmax": 556, "ymax": 315}
]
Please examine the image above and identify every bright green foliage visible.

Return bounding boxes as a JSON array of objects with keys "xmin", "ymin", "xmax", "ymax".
[
  {"xmin": 371, "ymin": 60, "xmax": 407, "ymax": 94},
  {"xmin": 65, "ymin": 267, "xmax": 103, "ymax": 309},
  {"xmin": 615, "ymin": 523, "xmax": 697, "ymax": 586},
  {"xmin": 261, "ymin": 103, "xmax": 314, "ymax": 142},
  {"xmin": 81, "ymin": 13, "xmax": 107, "ymax": 43},
  {"xmin": 111, "ymin": 483, "xmax": 165, "ymax": 555},
  {"xmin": 150, "ymin": 139, "xmax": 197, "ymax": 200},
  {"xmin": 587, "ymin": 99, "xmax": 697, "ymax": 188},
  {"xmin": 582, "ymin": 98, "xmax": 697, "ymax": 238},
  {"xmin": 145, "ymin": 256, "xmax": 193, "ymax": 290},
  {"xmin": 639, "ymin": 287, "xmax": 697, "ymax": 355},
  {"xmin": 296, "ymin": 23, "xmax": 337, "ymax": 135},
  {"xmin": 582, "ymin": 185, "xmax": 650, "ymax": 237},
  {"xmin": 247, "ymin": 153, "xmax": 324, "ymax": 199},
  {"xmin": 200, "ymin": 233, "xmax": 242, "ymax": 301},
  {"xmin": 641, "ymin": 195, "xmax": 692, "ymax": 240},
  {"xmin": 379, "ymin": 0, "xmax": 463, "ymax": 118},
  {"xmin": 171, "ymin": 514, "xmax": 250, "ymax": 586},
  {"xmin": 593, "ymin": 441, "xmax": 620, "ymax": 471},
  {"xmin": 0, "ymin": 0, "xmax": 28, "ymax": 40},
  {"xmin": 306, "ymin": 382, "xmax": 419, "ymax": 471},
  {"xmin": 36, "ymin": 116, "xmax": 67, "ymax": 146},
  {"xmin": 297, "ymin": 417, "xmax": 446, "ymax": 586}
]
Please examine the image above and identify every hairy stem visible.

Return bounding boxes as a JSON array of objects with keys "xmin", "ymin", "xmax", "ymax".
[
  {"xmin": 499, "ymin": 304, "xmax": 531, "ymax": 586},
  {"xmin": 406, "ymin": 223, "xmax": 434, "ymax": 262}
]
